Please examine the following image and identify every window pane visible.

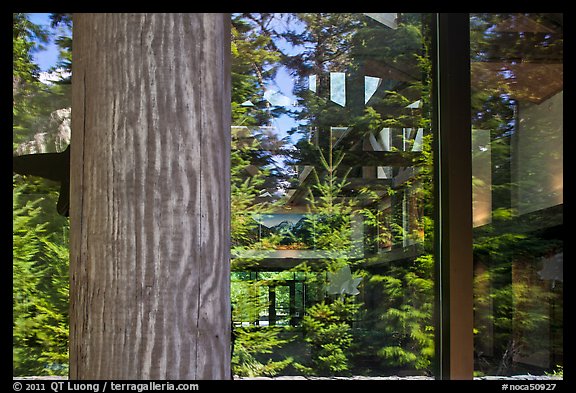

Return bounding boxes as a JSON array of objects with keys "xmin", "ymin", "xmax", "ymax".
[
  {"xmin": 471, "ymin": 13, "xmax": 563, "ymax": 377},
  {"xmin": 13, "ymin": 13, "xmax": 72, "ymax": 375},
  {"xmin": 231, "ymin": 13, "xmax": 435, "ymax": 377}
]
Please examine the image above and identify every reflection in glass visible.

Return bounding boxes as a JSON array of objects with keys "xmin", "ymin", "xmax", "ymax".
[
  {"xmin": 13, "ymin": 13, "xmax": 72, "ymax": 375},
  {"xmin": 231, "ymin": 13, "xmax": 434, "ymax": 377},
  {"xmin": 364, "ymin": 76, "xmax": 382, "ymax": 104},
  {"xmin": 329, "ymin": 72, "xmax": 346, "ymax": 106},
  {"xmin": 471, "ymin": 13, "xmax": 563, "ymax": 377}
]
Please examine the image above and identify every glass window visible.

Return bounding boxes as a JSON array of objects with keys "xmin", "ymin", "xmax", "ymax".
[
  {"xmin": 471, "ymin": 13, "xmax": 563, "ymax": 377},
  {"xmin": 231, "ymin": 13, "xmax": 435, "ymax": 377},
  {"xmin": 13, "ymin": 13, "xmax": 72, "ymax": 376}
]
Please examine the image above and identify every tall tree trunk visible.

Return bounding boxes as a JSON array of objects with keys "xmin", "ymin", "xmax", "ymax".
[{"xmin": 69, "ymin": 13, "xmax": 231, "ymax": 380}]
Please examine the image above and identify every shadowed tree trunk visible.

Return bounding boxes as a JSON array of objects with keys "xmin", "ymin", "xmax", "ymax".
[{"xmin": 69, "ymin": 13, "xmax": 231, "ymax": 379}]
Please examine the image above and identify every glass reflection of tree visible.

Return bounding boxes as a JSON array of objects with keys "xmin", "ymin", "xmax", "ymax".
[
  {"xmin": 231, "ymin": 14, "xmax": 298, "ymax": 377},
  {"xmin": 280, "ymin": 13, "xmax": 435, "ymax": 375},
  {"xmin": 231, "ymin": 13, "xmax": 436, "ymax": 376},
  {"xmin": 471, "ymin": 13, "xmax": 563, "ymax": 375}
]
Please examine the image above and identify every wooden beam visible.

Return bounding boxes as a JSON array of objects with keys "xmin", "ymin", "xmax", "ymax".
[{"xmin": 69, "ymin": 13, "xmax": 231, "ymax": 379}]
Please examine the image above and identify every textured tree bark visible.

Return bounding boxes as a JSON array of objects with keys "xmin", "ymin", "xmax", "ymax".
[{"xmin": 69, "ymin": 13, "xmax": 231, "ymax": 380}]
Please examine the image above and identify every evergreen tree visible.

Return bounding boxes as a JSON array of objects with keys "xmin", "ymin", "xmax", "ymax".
[
  {"xmin": 230, "ymin": 13, "xmax": 296, "ymax": 377},
  {"xmin": 13, "ymin": 13, "xmax": 72, "ymax": 376},
  {"xmin": 13, "ymin": 182, "xmax": 70, "ymax": 376}
]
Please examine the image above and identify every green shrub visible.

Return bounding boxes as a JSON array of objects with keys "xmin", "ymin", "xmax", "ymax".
[
  {"xmin": 298, "ymin": 298, "xmax": 361, "ymax": 375},
  {"xmin": 13, "ymin": 181, "xmax": 69, "ymax": 376}
]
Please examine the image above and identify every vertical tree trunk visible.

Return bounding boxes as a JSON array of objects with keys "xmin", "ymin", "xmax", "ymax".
[{"xmin": 69, "ymin": 13, "xmax": 231, "ymax": 380}]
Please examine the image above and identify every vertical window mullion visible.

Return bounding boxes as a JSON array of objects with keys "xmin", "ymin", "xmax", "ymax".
[{"xmin": 433, "ymin": 12, "xmax": 474, "ymax": 380}]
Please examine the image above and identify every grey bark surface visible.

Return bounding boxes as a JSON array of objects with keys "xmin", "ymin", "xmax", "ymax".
[{"xmin": 69, "ymin": 13, "xmax": 231, "ymax": 380}]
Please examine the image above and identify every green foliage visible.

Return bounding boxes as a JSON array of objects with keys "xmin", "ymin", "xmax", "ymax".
[
  {"xmin": 229, "ymin": 14, "xmax": 298, "ymax": 377},
  {"xmin": 367, "ymin": 255, "xmax": 435, "ymax": 371},
  {"xmin": 231, "ymin": 14, "xmax": 283, "ymax": 127},
  {"xmin": 13, "ymin": 13, "xmax": 72, "ymax": 376},
  {"xmin": 297, "ymin": 299, "xmax": 360, "ymax": 375},
  {"xmin": 470, "ymin": 15, "xmax": 564, "ymax": 371},
  {"xmin": 231, "ymin": 277, "xmax": 294, "ymax": 376},
  {"xmin": 13, "ymin": 13, "xmax": 47, "ymax": 84},
  {"xmin": 302, "ymin": 145, "xmax": 357, "ymax": 255},
  {"xmin": 12, "ymin": 12, "xmax": 562, "ymax": 379},
  {"xmin": 13, "ymin": 14, "xmax": 72, "ymax": 149},
  {"xmin": 13, "ymin": 181, "xmax": 70, "ymax": 376},
  {"xmin": 230, "ymin": 137, "xmax": 273, "ymax": 250},
  {"xmin": 230, "ymin": 13, "xmax": 438, "ymax": 378},
  {"xmin": 13, "ymin": 13, "xmax": 46, "ymax": 148},
  {"xmin": 50, "ymin": 14, "xmax": 73, "ymax": 74},
  {"xmin": 232, "ymin": 325, "xmax": 293, "ymax": 377},
  {"xmin": 290, "ymin": 144, "xmax": 367, "ymax": 376},
  {"xmin": 473, "ymin": 209, "xmax": 563, "ymax": 375}
]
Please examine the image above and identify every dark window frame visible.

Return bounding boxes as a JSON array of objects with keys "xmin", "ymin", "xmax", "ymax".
[{"xmin": 432, "ymin": 13, "xmax": 474, "ymax": 380}]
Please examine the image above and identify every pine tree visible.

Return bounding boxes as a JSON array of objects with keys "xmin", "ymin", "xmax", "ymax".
[{"xmin": 13, "ymin": 181, "xmax": 70, "ymax": 376}]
